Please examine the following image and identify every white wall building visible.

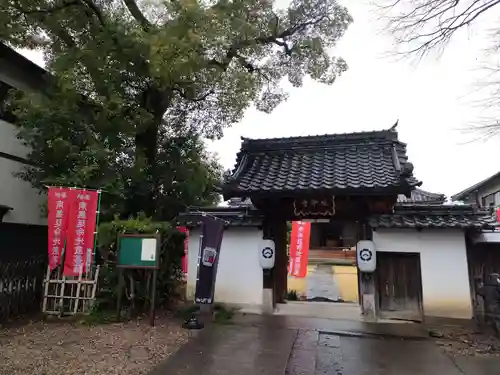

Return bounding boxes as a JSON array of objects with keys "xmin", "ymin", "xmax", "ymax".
[
  {"xmin": 373, "ymin": 229, "xmax": 472, "ymax": 319},
  {"xmin": 452, "ymin": 171, "xmax": 500, "ymax": 208},
  {"xmin": 186, "ymin": 226, "xmax": 263, "ymax": 309},
  {"xmin": 0, "ymin": 43, "xmax": 48, "ymax": 225},
  {"xmin": 0, "ymin": 119, "xmax": 46, "ymax": 225},
  {"xmin": 182, "ymin": 207, "xmax": 264, "ymax": 309},
  {"xmin": 183, "ymin": 202, "xmax": 495, "ymax": 322},
  {"xmin": 369, "ymin": 203, "xmax": 495, "ymax": 322}
]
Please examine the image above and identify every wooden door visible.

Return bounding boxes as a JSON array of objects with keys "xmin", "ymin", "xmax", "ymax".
[
  {"xmin": 467, "ymin": 243, "xmax": 500, "ymax": 323},
  {"xmin": 377, "ymin": 252, "xmax": 423, "ymax": 321}
]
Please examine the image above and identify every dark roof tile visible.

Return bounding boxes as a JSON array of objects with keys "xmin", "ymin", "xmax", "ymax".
[
  {"xmin": 397, "ymin": 188, "xmax": 446, "ymax": 204},
  {"xmin": 223, "ymin": 129, "xmax": 421, "ymax": 198},
  {"xmin": 369, "ymin": 205, "xmax": 496, "ymax": 229},
  {"xmin": 178, "ymin": 206, "xmax": 262, "ymax": 228}
]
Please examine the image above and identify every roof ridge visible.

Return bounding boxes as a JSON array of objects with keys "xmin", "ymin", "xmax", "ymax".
[
  {"xmin": 369, "ymin": 207, "xmax": 496, "ymax": 230},
  {"xmin": 393, "ymin": 204, "xmax": 477, "ymax": 214},
  {"xmin": 243, "ymin": 141, "xmax": 398, "ymax": 154},
  {"xmin": 240, "ymin": 128, "xmax": 398, "ymax": 143},
  {"xmin": 414, "ymin": 188, "xmax": 445, "ymax": 197}
]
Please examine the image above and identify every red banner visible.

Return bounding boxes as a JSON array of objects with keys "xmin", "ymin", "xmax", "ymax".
[
  {"xmin": 63, "ymin": 190, "xmax": 99, "ymax": 276},
  {"xmin": 288, "ymin": 221, "xmax": 311, "ymax": 278},
  {"xmin": 47, "ymin": 187, "xmax": 74, "ymax": 271},
  {"xmin": 177, "ymin": 226, "xmax": 189, "ymax": 276}
]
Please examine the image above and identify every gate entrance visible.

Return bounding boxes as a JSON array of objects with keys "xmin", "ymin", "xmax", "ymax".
[{"xmin": 221, "ymin": 126, "xmax": 421, "ymax": 319}]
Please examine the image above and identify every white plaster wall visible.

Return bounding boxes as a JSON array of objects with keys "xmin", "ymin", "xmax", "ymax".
[
  {"xmin": 0, "ymin": 119, "xmax": 29, "ymax": 158},
  {"xmin": 373, "ymin": 229, "xmax": 472, "ymax": 320},
  {"xmin": 477, "ymin": 176, "xmax": 500, "ymax": 199},
  {"xmin": 0, "ymin": 119, "xmax": 46, "ymax": 225},
  {"xmin": 186, "ymin": 227, "xmax": 263, "ymax": 307}
]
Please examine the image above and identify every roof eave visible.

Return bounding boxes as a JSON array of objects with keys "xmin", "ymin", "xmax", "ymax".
[
  {"xmin": 0, "ymin": 43, "xmax": 51, "ymax": 92},
  {"xmin": 222, "ymin": 184, "xmax": 417, "ymax": 200},
  {"xmin": 177, "ymin": 206, "xmax": 263, "ymax": 228},
  {"xmin": 451, "ymin": 171, "xmax": 500, "ymax": 201}
]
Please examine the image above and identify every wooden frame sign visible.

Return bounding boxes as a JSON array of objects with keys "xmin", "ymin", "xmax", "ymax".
[{"xmin": 117, "ymin": 233, "xmax": 161, "ymax": 269}]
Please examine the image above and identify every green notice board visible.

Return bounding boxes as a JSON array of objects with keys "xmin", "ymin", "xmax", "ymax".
[{"xmin": 117, "ymin": 234, "xmax": 161, "ymax": 269}]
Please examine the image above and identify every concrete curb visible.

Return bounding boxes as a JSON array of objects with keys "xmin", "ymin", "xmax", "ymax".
[{"xmin": 319, "ymin": 329, "xmax": 429, "ymax": 341}]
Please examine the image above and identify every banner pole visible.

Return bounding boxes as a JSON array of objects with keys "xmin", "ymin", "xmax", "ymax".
[{"xmin": 92, "ymin": 190, "xmax": 103, "ymax": 269}]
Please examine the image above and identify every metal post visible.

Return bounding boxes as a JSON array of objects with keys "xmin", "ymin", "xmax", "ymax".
[
  {"xmin": 92, "ymin": 190, "xmax": 102, "ymax": 267},
  {"xmin": 150, "ymin": 269, "xmax": 157, "ymax": 326},
  {"xmin": 116, "ymin": 268, "xmax": 124, "ymax": 321}
]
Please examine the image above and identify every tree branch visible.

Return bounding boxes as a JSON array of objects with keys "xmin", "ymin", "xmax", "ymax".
[
  {"xmin": 16, "ymin": 0, "xmax": 108, "ymax": 30},
  {"xmin": 173, "ymin": 87, "xmax": 215, "ymax": 102},
  {"xmin": 13, "ymin": 3, "xmax": 78, "ymax": 47},
  {"xmin": 14, "ymin": 0, "xmax": 109, "ymax": 46},
  {"xmin": 378, "ymin": 0, "xmax": 500, "ymax": 57},
  {"xmin": 80, "ymin": 0, "xmax": 107, "ymax": 27},
  {"xmin": 207, "ymin": 15, "xmax": 326, "ymax": 71},
  {"xmin": 15, "ymin": 0, "xmax": 81, "ymax": 16},
  {"xmin": 122, "ymin": 0, "xmax": 153, "ymax": 31},
  {"xmin": 377, "ymin": 0, "xmax": 500, "ymax": 137}
]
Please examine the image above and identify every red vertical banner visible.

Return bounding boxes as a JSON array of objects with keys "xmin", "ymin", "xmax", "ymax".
[
  {"xmin": 288, "ymin": 221, "xmax": 311, "ymax": 278},
  {"xmin": 63, "ymin": 190, "xmax": 99, "ymax": 277},
  {"xmin": 47, "ymin": 187, "xmax": 74, "ymax": 271},
  {"xmin": 177, "ymin": 226, "xmax": 189, "ymax": 276}
]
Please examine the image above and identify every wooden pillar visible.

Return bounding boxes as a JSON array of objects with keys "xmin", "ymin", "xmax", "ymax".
[
  {"xmin": 261, "ymin": 216, "xmax": 288, "ymax": 311},
  {"xmin": 359, "ymin": 222, "xmax": 377, "ymax": 321},
  {"xmin": 271, "ymin": 220, "xmax": 288, "ymax": 304}
]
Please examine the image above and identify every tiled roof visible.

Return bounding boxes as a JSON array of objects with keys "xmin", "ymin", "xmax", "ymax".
[
  {"xmin": 369, "ymin": 205, "xmax": 497, "ymax": 230},
  {"xmin": 397, "ymin": 188, "xmax": 446, "ymax": 204},
  {"xmin": 227, "ymin": 197, "xmax": 253, "ymax": 207},
  {"xmin": 451, "ymin": 171, "xmax": 500, "ymax": 202},
  {"xmin": 222, "ymin": 128, "xmax": 421, "ymax": 199},
  {"xmin": 178, "ymin": 206, "xmax": 262, "ymax": 228}
]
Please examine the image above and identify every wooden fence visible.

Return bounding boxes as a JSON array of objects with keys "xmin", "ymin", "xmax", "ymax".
[{"xmin": 0, "ymin": 222, "xmax": 47, "ymax": 324}]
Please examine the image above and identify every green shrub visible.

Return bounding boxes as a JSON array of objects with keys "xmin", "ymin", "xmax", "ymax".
[
  {"xmin": 96, "ymin": 213, "xmax": 185, "ymax": 315},
  {"xmin": 287, "ymin": 289, "xmax": 299, "ymax": 301},
  {"xmin": 213, "ymin": 304, "xmax": 235, "ymax": 324},
  {"xmin": 175, "ymin": 304, "xmax": 200, "ymax": 320}
]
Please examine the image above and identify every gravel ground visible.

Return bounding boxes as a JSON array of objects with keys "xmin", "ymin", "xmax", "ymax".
[
  {"xmin": 431, "ymin": 325, "xmax": 500, "ymax": 357},
  {"xmin": 0, "ymin": 316, "xmax": 190, "ymax": 375}
]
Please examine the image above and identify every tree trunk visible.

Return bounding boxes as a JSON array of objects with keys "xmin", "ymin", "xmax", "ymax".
[{"xmin": 126, "ymin": 88, "xmax": 166, "ymax": 218}]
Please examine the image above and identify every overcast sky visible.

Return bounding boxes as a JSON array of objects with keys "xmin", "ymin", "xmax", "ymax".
[{"xmin": 18, "ymin": 1, "xmax": 500, "ymax": 198}]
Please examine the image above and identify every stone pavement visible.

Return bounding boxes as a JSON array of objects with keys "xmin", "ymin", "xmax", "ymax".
[
  {"xmin": 288, "ymin": 330, "xmax": 462, "ymax": 375},
  {"xmin": 148, "ymin": 324, "xmax": 295, "ymax": 375},
  {"xmin": 149, "ymin": 315, "xmax": 500, "ymax": 375},
  {"xmin": 232, "ymin": 314, "xmax": 429, "ymax": 339},
  {"xmin": 452, "ymin": 356, "xmax": 500, "ymax": 375}
]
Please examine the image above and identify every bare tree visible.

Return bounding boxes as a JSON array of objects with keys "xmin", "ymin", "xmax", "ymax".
[
  {"xmin": 377, "ymin": 0, "xmax": 500, "ymax": 57},
  {"xmin": 376, "ymin": 0, "xmax": 500, "ymax": 136}
]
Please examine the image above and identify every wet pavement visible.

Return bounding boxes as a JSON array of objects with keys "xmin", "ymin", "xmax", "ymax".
[
  {"xmin": 148, "ymin": 324, "xmax": 295, "ymax": 375},
  {"xmin": 288, "ymin": 330, "xmax": 463, "ymax": 375},
  {"xmin": 150, "ymin": 315, "xmax": 500, "ymax": 375},
  {"xmin": 232, "ymin": 314, "xmax": 429, "ymax": 339}
]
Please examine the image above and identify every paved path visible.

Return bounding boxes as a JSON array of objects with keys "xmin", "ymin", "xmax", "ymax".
[
  {"xmin": 288, "ymin": 330, "xmax": 462, "ymax": 375},
  {"xmin": 149, "ymin": 324, "xmax": 295, "ymax": 375},
  {"xmin": 150, "ymin": 315, "xmax": 500, "ymax": 375}
]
